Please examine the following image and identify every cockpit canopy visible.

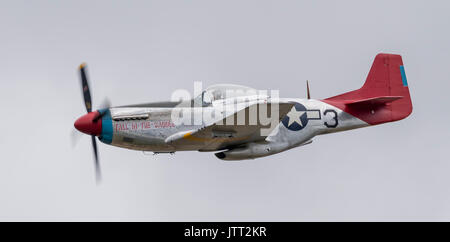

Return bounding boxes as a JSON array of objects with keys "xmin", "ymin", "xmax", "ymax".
[{"xmin": 194, "ymin": 84, "xmax": 260, "ymax": 106}]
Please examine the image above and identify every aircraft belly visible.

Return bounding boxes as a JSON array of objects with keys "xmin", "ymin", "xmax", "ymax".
[{"xmin": 111, "ymin": 123, "xmax": 207, "ymax": 151}]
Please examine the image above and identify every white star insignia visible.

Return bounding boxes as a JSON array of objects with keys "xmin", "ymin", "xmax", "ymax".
[{"xmin": 286, "ymin": 107, "xmax": 306, "ymax": 127}]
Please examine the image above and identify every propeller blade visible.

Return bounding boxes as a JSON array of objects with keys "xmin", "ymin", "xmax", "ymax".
[
  {"xmin": 98, "ymin": 97, "xmax": 111, "ymax": 110},
  {"xmin": 70, "ymin": 128, "xmax": 83, "ymax": 147},
  {"xmin": 93, "ymin": 97, "xmax": 112, "ymax": 122},
  {"xmin": 79, "ymin": 63, "xmax": 93, "ymax": 113},
  {"xmin": 306, "ymin": 80, "xmax": 311, "ymax": 99},
  {"xmin": 91, "ymin": 135, "xmax": 102, "ymax": 184},
  {"xmin": 78, "ymin": 63, "xmax": 105, "ymax": 184}
]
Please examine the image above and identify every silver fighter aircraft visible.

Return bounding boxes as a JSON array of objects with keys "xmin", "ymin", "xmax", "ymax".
[{"xmin": 74, "ymin": 53, "xmax": 412, "ymax": 182}]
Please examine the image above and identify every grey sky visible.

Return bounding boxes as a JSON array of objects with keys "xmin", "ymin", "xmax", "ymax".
[{"xmin": 0, "ymin": 0, "xmax": 449, "ymax": 221}]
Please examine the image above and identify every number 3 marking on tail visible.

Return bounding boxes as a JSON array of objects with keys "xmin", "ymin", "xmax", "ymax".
[{"xmin": 324, "ymin": 109, "xmax": 338, "ymax": 128}]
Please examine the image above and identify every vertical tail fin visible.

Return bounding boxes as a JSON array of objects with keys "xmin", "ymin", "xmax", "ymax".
[{"xmin": 323, "ymin": 53, "xmax": 413, "ymax": 125}]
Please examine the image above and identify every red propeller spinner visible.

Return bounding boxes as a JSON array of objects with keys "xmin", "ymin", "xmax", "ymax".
[{"xmin": 74, "ymin": 111, "xmax": 102, "ymax": 136}]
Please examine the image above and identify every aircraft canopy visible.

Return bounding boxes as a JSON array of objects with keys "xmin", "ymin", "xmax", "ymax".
[{"xmin": 194, "ymin": 84, "xmax": 258, "ymax": 106}]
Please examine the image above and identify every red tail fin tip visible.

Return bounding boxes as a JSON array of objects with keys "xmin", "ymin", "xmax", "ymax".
[{"xmin": 322, "ymin": 53, "xmax": 413, "ymax": 125}]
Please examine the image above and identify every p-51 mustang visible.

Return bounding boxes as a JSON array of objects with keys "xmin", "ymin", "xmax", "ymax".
[{"xmin": 74, "ymin": 53, "xmax": 412, "ymax": 181}]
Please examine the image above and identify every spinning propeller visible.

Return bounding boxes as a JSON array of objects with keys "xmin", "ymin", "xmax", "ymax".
[{"xmin": 74, "ymin": 64, "xmax": 110, "ymax": 184}]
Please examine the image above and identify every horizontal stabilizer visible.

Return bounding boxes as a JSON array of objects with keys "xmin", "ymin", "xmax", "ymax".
[{"xmin": 343, "ymin": 96, "xmax": 403, "ymax": 106}]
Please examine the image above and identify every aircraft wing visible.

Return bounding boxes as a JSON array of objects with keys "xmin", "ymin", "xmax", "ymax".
[{"xmin": 165, "ymin": 102, "xmax": 295, "ymax": 151}]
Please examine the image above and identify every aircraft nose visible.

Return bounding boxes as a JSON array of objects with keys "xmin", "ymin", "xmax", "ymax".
[{"xmin": 74, "ymin": 111, "xmax": 102, "ymax": 136}]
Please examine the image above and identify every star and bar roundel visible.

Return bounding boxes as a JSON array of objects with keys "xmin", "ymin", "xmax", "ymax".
[{"xmin": 281, "ymin": 103, "xmax": 321, "ymax": 131}]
